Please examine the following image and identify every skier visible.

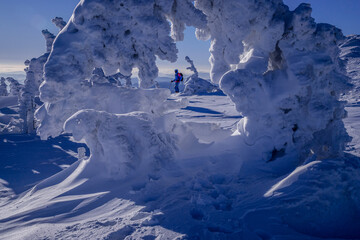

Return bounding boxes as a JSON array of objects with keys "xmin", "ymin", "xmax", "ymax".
[{"xmin": 171, "ymin": 69, "xmax": 183, "ymax": 93}]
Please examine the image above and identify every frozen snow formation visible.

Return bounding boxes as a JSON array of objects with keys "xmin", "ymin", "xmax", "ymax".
[
  {"xmin": 90, "ymin": 67, "xmax": 132, "ymax": 86},
  {"xmin": 6, "ymin": 77, "xmax": 22, "ymax": 97},
  {"xmin": 0, "ymin": 77, "xmax": 8, "ymax": 96},
  {"xmin": 20, "ymin": 54, "xmax": 50, "ymax": 133},
  {"xmin": 41, "ymin": 29, "xmax": 56, "ymax": 53},
  {"xmin": 196, "ymin": 1, "xmax": 352, "ymax": 163},
  {"xmin": 340, "ymin": 34, "xmax": 360, "ymax": 103},
  {"xmin": 18, "ymin": 19, "xmax": 67, "ymax": 134},
  {"xmin": 40, "ymin": 0, "xmax": 206, "ymax": 93},
  {"xmin": 37, "ymin": 0, "xmax": 208, "ymax": 178},
  {"xmin": 52, "ymin": 17, "xmax": 67, "ymax": 30},
  {"xmin": 0, "ymin": 78, "xmax": 23, "ymax": 134},
  {"xmin": 37, "ymin": 0, "xmax": 353, "ymax": 175},
  {"xmin": 64, "ymin": 110, "xmax": 176, "ymax": 179},
  {"xmin": 183, "ymin": 56, "xmax": 221, "ymax": 95}
]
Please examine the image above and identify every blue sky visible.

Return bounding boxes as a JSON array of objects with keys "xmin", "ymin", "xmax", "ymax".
[{"xmin": 0, "ymin": 0, "xmax": 359, "ymax": 76}]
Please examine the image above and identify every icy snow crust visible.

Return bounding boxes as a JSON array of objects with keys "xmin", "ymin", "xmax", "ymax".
[{"xmin": 0, "ymin": 0, "xmax": 360, "ymax": 239}]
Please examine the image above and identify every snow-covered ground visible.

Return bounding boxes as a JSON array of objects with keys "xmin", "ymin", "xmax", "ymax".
[
  {"xmin": 1, "ymin": 1, "xmax": 360, "ymax": 239},
  {"xmin": 0, "ymin": 91, "xmax": 360, "ymax": 239}
]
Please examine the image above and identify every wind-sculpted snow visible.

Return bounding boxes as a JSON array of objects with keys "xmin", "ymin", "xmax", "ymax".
[
  {"xmin": 20, "ymin": 54, "xmax": 49, "ymax": 133},
  {"xmin": 6, "ymin": 77, "xmax": 22, "ymax": 97},
  {"xmin": 196, "ymin": 2, "xmax": 351, "ymax": 163},
  {"xmin": 40, "ymin": 0, "xmax": 206, "ymax": 97},
  {"xmin": 17, "ymin": 18, "xmax": 67, "ymax": 134},
  {"xmin": 195, "ymin": 0, "xmax": 286, "ymax": 84},
  {"xmin": 340, "ymin": 34, "xmax": 360, "ymax": 103},
  {"xmin": 64, "ymin": 110, "xmax": 176, "ymax": 179},
  {"xmin": 52, "ymin": 17, "xmax": 67, "ymax": 30},
  {"xmin": 37, "ymin": 86, "xmax": 187, "ymax": 139},
  {"xmin": 37, "ymin": 0, "xmax": 206, "ymax": 179},
  {"xmin": 41, "ymin": 30, "xmax": 56, "ymax": 53},
  {"xmin": 183, "ymin": 56, "xmax": 221, "ymax": 95},
  {"xmin": 0, "ymin": 78, "xmax": 7, "ymax": 96}
]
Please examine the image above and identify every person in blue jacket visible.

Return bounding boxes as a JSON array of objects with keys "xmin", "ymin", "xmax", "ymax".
[{"xmin": 171, "ymin": 69, "xmax": 183, "ymax": 93}]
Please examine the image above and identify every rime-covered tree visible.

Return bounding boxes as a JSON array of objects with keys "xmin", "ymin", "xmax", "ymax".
[
  {"xmin": 18, "ymin": 17, "xmax": 67, "ymax": 133},
  {"xmin": 37, "ymin": 0, "xmax": 206, "ymax": 139},
  {"xmin": 52, "ymin": 17, "xmax": 67, "ymax": 30},
  {"xmin": 0, "ymin": 77, "xmax": 8, "ymax": 96},
  {"xmin": 6, "ymin": 77, "xmax": 22, "ymax": 97},
  {"xmin": 196, "ymin": 1, "xmax": 351, "ymax": 162},
  {"xmin": 35, "ymin": 0, "xmax": 205, "ymax": 178},
  {"xmin": 182, "ymin": 56, "xmax": 220, "ymax": 95}
]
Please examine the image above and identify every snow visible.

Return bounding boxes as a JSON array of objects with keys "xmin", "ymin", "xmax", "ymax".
[
  {"xmin": 2, "ymin": 91, "xmax": 360, "ymax": 239},
  {"xmin": 0, "ymin": 0, "xmax": 360, "ymax": 239},
  {"xmin": 340, "ymin": 35, "xmax": 360, "ymax": 104},
  {"xmin": 182, "ymin": 56, "xmax": 222, "ymax": 96},
  {"xmin": 205, "ymin": 2, "xmax": 352, "ymax": 164},
  {"xmin": 0, "ymin": 78, "xmax": 7, "ymax": 97}
]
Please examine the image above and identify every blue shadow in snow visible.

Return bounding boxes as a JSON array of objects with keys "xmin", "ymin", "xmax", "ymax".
[
  {"xmin": 0, "ymin": 134, "xmax": 88, "ymax": 194},
  {"xmin": 181, "ymin": 106, "xmax": 222, "ymax": 115},
  {"xmin": 0, "ymin": 107, "xmax": 17, "ymax": 114}
]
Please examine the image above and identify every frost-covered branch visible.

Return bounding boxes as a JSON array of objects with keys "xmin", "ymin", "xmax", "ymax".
[
  {"xmin": 183, "ymin": 56, "xmax": 220, "ymax": 95},
  {"xmin": 41, "ymin": 30, "xmax": 56, "ymax": 53},
  {"xmin": 185, "ymin": 56, "xmax": 198, "ymax": 78},
  {"xmin": 52, "ymin": 17, "xmax": 67, "ymax": 30}
]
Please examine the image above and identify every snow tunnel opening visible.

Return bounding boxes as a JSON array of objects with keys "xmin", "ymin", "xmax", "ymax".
[{"xmin": 156, "ymin": 26, "xmax": 211, "ymax": 80}]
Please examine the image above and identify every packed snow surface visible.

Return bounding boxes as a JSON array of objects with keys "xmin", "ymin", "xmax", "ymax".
[{"xmin": 1, "ymin": 94, "xmax": 360, "ymax": 239}]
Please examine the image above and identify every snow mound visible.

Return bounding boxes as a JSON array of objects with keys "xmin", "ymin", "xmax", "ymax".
[
  {"xmin": 263, "ymin": 156, "xmax": 360, "ymax": 238},
  {"xmin": 64, "ymin": 110, "xmax": 176, "ymax": 179},
  {"xmin": 182, "ymin": 56, "xmax": 222, "ymax": 96}
]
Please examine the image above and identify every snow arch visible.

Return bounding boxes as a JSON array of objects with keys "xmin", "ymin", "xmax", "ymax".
[{"xmin": 37, "ymin": 0, "xmax": 352, "ymax": 177}]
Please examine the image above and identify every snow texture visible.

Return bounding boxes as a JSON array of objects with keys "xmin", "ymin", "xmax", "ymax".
[
  {"xmin": 1, "ymin": 1, "xmax": 359, "ymax": 239},
  {"xmin": 0, "ymin": 77, "xmax": 8, "ymax": 96},
  {"xmin": 18, "ymin": 18, "xmax": 66, "ymax": 134},
  {"xmin": 340, "ymin": 34, "xmax": 360, "ymax": 104},
  {"xmin": 41, "ymin": 29, "xmax": 56, "ymax": 53},
  {"xmin": 6, "ymin": 77, "xmax": 22, "ymax": 97},
  {"xmin": 182, "ymin": 56, "xmax": 221, "ymax": 95},
  {"xmin": 197, "ymin": 1, "xmax": 352, "ymax": 164},
  {"xmin": 64, "ymin": 110, "xmax": 176, "ymax": 179},
  {"xmin": 52, "ymin": 17, "xmax": 67, "ymax": 30},
  {"xmin": 36, "ymin": 0, "xmax": 207, "ymax": 179},
  {"xmin": 40, "ymin": 0, "xmax": 206, "ymax": 95}
]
